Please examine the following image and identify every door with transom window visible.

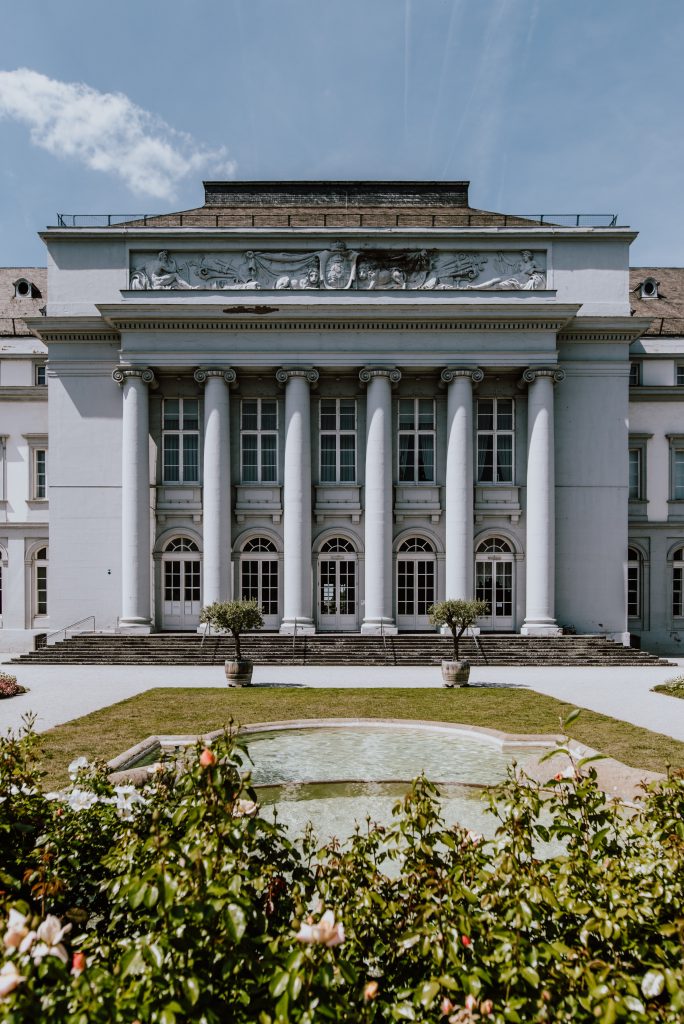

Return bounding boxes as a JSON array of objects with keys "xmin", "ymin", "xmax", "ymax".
[
  {"xmin": 240, "ymin": 537, "xmax": 279, "ymax": 630},
  {"xmin": 162, "ymin": 538, "xmax": 201, "ymax": 630},
  {"xmin": 396, "ymin": 538, "xmax": 436, "ymax": 630},
  {"xmin": 317, "ymin": 538, "xmax": 358, "ymax": 631},
  {"xmin": 475, "ymin": 537, "xmax": 515, "ymax": 631}
]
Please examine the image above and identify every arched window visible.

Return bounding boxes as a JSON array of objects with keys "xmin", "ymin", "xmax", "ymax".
[
  {"xmin": 243, "ymin": 537, "xmax": 277, "ymax": 553},
  {"xmin": 476, "ymin": 537, "xmax": 513, "ymax": 554},
  {"xmin": 321, "ymin": 538, "xmax": 355, "ymax": 553},
  {"xmin": 241, "ymin": 537, "xmax": 278, "ymax": 620},
  {"xmin": 34, "ymin": 546, "xmax": 48, "ymax": 617},
  {"xmin": 164, "ymin": 537, "xmax": 199, "ymax": 552},
  {"xmin": 673, "ymin": 548, "xmax": 684, "ymax": 618},
  {"xmin": 398, "ymin": 537, "xmax": 435, "ymax": 553},
  {"xmin": 627, "ymin": 548, "xmax": 641, "ymax": 619}
]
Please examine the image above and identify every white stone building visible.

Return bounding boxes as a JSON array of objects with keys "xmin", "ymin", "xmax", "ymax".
[{"xmin": 3, "ymin": 180, "xmax": 682, "ymax": 654}]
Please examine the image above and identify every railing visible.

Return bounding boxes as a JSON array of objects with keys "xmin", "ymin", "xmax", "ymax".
[
  {"xmin": 44, "ymin": 615, "xmax": 96, "ymax": 646},
  {"xmin": 53, "ymin": 212, "xmax": 621, "ymax": 229}
]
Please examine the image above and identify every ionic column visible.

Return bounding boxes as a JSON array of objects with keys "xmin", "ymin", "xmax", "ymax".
[
  {"xmin": 113, "ymin": 367, "xmax": 156, "ymax": 633},
  {"xmin": 442, "ymin": 367, "xmax": 484, "ymax": 600},
  {"xmin": 276, "ymin": 367, "xmax": 319, "ymax": 634},
  {"xmin": 520, "ymin": 367, "xmax": 565, "ymax": 636},
  {"xmin": 359, "ymin": 367, "xmax": 401, "ymax": 634},
  {"xmin": 194, "ymin": 368, "xmax": 236, "ymax": 606}
]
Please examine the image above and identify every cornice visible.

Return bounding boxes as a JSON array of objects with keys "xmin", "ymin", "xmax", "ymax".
[
  {"xmin": 23, "ymin": 316, "xmax": 120, "ymax": 345},
  {"xmin": 629, "ymin": 386, "xmax": 684, "ymax": 402},
  {"xmin": 0, "ymin": 386, "xmax": 47, "ymax": 402},
  {"xmin": 558, "ymin": 317, "xmax": 652, "ymax": 344}
]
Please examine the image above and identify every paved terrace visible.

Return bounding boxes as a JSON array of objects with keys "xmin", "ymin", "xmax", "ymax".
[{"xmin": 2, "ymin": 661, "xmax": 684, "ymax": 743}]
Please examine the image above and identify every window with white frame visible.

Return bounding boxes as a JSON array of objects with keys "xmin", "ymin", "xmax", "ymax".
[
  {"xmin": 34, "ymin": 546, "xmax": 48, "ymax": 616},
  {"xmin": 33, "ymin": 449, "xmax": 47, "ymax": 499},
  {"xmin": 162, "ymin": 399, "xmax": 200, "ymax": 483},
  {"xmin": 677, "ymin": 365, "xmax": 684, "ymax": 387},
  {"xmin": 628, "ymin": 448, "xmax": 642, "ymax": 500},
  {"xmin": 398, "ymin": 399, "xmax": 435, "ymax": 483},
  {"xmin": 34, "ymin": 363, "xmax": 47, "ymax": 386},
  {"xmin": 670, "ymin": 437, "xmax": 684, "ymax": 501},
  {"xmin": 673, "ymin": 548, "xmax": 684, "ymax": 618},
  {"xmin": 477, "ymin": 398, "xmax": 514, "ymax": 483},
  {"xmin": 320, "ymin": 398, "xmax": 356, "ymax": 482},
  {"xmin": 241, "ymin": 537, "xmax": 278, "ymax": 615},
  {"xmin": 627, "ymin": 547, "xmax": 641, "ymax": 619},
  {"xmin": 241, "ymin": 399, "xmax": 278, "ymax": 482},
  {"xmin": 629, "ymin": 362, "xmax": 641, "ymax": 387}
]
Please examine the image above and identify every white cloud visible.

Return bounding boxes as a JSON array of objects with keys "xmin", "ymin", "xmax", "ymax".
[{"xmin": 0, "ymin": 68, "xmax": 236, "ymax": 200}]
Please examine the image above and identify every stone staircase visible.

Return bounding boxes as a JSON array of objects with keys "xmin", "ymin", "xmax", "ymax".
[{"xmin": 12, "ymin": 633, "xmax": 671, "ymax": 667}]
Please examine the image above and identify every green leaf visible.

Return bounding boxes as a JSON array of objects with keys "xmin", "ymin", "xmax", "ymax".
[
  {"xmin": 128, "ymin": 883, "xmax": 147, "ymax": 909},
  {"xmin": 520, "ymin": 966, "xmax": 539, "ymax": 988},
  {"xmin": 143, "ymin": 884, "xmax": 159, "ymax": 909},
  {"xmin": 563, "ymin": 708, "xmax": 582, "ymax": 728},
  {"xmin": 184, "ymin": 976, "xmax": 200, "ymax": 1006},
  {"xmin": 270, "ymin": 971, "xmax": 290, "ymax": 998},
  {"xmin": 415, "ymin": 980, "xmax": 440, "ymax": 1008},
  {"xmin": 226, "ymin": 903, "xmax": 247, "ymax": 941},
  {"xmin": 392, "ymin": 1004, "xmax": 417, "ymax": 1020}
]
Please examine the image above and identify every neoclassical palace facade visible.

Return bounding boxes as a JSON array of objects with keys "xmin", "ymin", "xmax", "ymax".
[{"xmin": 6, "ymin": 180, "xmax": 682, "ymax": 650}]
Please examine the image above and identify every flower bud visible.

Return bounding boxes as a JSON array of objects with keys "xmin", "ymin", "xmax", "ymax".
[
  {"xmin": 461, "ymin": 934, "xmax": 471, "ymax": 947},
  {"xmin": 71, "ymin": 951, "xmax": 86, "ymax": 975},
  {"xmin": 199, "ymin": 748, "xmax": 216, "ymax": 768},
  {"xmin": 364, "ymin": 980, "xmax": 379, "ymax": 1001},
  {"xmin": 440, "ymin": 996, "xmax": 455, "ymax": 1016},
  {"xmin": 465, "ymin": 994, "xmax": 477, "ymax": 1012},
  {"xmin": 480, "ymin": 999, "xmax": 494, "ymax": 1016}
]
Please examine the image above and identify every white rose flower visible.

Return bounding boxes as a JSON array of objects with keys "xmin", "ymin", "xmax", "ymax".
[
  {"xmin": 296, "ymin": 909, "xmax": 345, "ymax": 948},
  {"xmin": 68, "ymin": 756, "xmax": 89, "ymax": 778},
  {"xmin": 233, "ymin": 799, "xmax": 258, "ymax": 818},
  {"xmin": 0, "ymin": 961, "xmax": 25, "ymax": 999},
  {"xmin": 31, "ymin": 915, "xmax": 71, "ymax": 965},
  {"xmin": 67, "ymin": 788, "xmax": 98, "ymax": 813},
  {"xmin": 3, "ymin": 910, "xmax": 29, "ymax": 950}
]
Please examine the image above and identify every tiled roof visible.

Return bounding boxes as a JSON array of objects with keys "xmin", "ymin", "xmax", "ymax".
[
  {"xmin": 630, "ymin": 267, "xmax": 684, "ymax": 336},
  {"xmin": 0, "ymin": 267, "xmax": 47, "ymax": 336}
]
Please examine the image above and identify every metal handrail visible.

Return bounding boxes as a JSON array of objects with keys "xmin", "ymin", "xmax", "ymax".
[
  {"xmin": 45, "ymin": 615, "xmax": 96, "ymax": 646},
  {"xmin": 53, "ymin": 212, "xmax": 622, "ymax": 230}
]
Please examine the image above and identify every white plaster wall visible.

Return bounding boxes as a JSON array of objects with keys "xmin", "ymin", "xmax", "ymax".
[
  {"xmin": 642, "ymin": 360, "xmax": 675, "ymax": 386},
  {"xmin": 47, "ymin": 345, "xmax": 124, "ymax": 630},
  {"xmin": 551, "ymin": 239, "xmax": 631, "ymax": 316},
  {"xmin": 555, "ymin": 344, "xmax": 629, "ymax": 635},
  {"xmin": 46, "ymin": 240, "xmax": 128, "ymax": 315}
]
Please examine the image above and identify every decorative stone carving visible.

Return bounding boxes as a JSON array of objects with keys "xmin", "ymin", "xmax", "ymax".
[
  {"xmin": 193, "ymin": 368, "xmax": 237, "ymax": 386},
  {"xmin": 112, "ymin": 366, "xmax": 157, "ymax": 387},
  {"xmin": 521, "ymin": 367, "xmax": 566, "ymax": 386},
  {"xmin": 440, "ymin": 367, "xmax": 485, "ymax": 386},
  {"xmin": 359, "ymin": 367, "xmax": 402, "ymax": 385},
  {"xmin": 129, "ymin": 246, "xmax": 547, "ymax": 292},
  {"xmin": 275, "ymin": 367, "xmax": 320, "ymax": 386}
]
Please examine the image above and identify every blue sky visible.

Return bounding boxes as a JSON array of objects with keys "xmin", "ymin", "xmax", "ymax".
[{"xmin": 1, "ymin": 0, "xmax": 682, "ymax": 267}]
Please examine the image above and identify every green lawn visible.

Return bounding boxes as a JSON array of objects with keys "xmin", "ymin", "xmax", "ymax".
[{"xmin": 35, "ymin": 687, "xmax": 684, "ymax": 788}]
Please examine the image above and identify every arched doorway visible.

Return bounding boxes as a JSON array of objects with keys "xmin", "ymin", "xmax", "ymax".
[
  {"xmin": 240, "ymin": 537, "xmax": 279, "ymax": 630},
  {"xmin": 317, "ymin": 538, "xmax": 358, "ymax": 631},
  {"xmin": 475, "ymin": 537, "xmax": 515, "ymax": 631},
  {"xmin": 396, "ymin": 537, "xmax": 436, "ymax": 631},
  {"xmin": 162, "ymin": 537, "xmax": 201, "ymax": 630}
]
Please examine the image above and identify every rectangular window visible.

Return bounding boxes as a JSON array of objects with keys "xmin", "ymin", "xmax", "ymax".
[
  {"xmin": 163, "ymin": 399, "xmax": 200, "ymax": 483},
  {"xmin": 36, "ymin": 565, "xmax": 47, "ymax": 615},
  {"xmin": 677, "ymin": 365, "xmax": 684, "ymax": 386},
  {"xmin": 627, "ymin": 567, "xmax": 640, "ymax": 618},
  {"xmin": 628, "ymin": 448, "xmax": 642, "ymax": 500},
  {"xmin": 241, "ymin": 399, "xmax": 278, "ymax": 482},
  {"xmin": 398, "ymin": 399, "xmax": 435, "ymax": 482},
  {"xmin": 629, "ymin": 362, "xmax": 641, "ymax": 387},
  {"xmin": 35, "ymin": 364, "xmax": 47, "ymax": 386},
  {"xmin": 477, "ymin": 398, "xmax": 514, "ymax": 483},
  {"xmin": 674, "ymin": 449, "xmax": 684, "ymax": 501},
  {"xmin": 319, "ymin": 398, "xmax": 356, "ymax": 482},
  {"xmin": 34, "ymin": 449, "xmax": 47, "ymax": 499}
]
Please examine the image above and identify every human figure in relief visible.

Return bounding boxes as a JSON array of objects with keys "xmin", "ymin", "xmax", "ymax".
[{"xmin": 130, "ymin": 250, "xmax": 196, "ymax": 290}]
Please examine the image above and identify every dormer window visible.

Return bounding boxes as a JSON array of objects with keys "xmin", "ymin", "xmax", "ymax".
[
  {"xmin": 640, "ymin": 277, "xmax": 659, "ymax": 300},
  {"xmin": 13, "ymin": 278, "xmax": 42, "ymax": 299}
]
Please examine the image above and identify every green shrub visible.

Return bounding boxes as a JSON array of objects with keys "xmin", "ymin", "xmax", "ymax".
[
  {"xmin": 200, "ymin": 599, "xmax": 264, "ymax": 660},
  {"xmin": 1, "ymin": 720, "xmax": 684, "ymax": 1022}
]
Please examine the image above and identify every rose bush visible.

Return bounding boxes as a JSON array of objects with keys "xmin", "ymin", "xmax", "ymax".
[{"xmin": 1, "ymin": 717, "xmax": 684, "ymax": 1022}]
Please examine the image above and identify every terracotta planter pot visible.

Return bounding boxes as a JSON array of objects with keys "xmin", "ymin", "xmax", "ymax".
[
  {"xmin": 441, "ymin": 659, "xmax": 471, "ymax": 687},
  {"xmin": 224, "ymin": 659, "xmax": 254, "ymax": 687}
]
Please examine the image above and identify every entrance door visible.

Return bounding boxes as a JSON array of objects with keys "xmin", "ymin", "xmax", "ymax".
[
  {"xmin": 318, "ymin": 538, "xmax": 357, "ymax": 631},
  {"xmin": 396, "ymin": 538, "xmax": 436, "ymax": 630},
  {"xmin": 162, "ymin": 538, "xmax": 201, "ymax": 630},
  {"xmin": 475, "ymin": 538, "xmax": 514, "ymax": 631},
  {"xmin": 240, "ymin": 537, "xmax": 279, "ymax": 629}
]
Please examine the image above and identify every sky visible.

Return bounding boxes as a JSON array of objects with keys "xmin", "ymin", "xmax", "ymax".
[{"xmin": 0, "ymin": 0, "xmax": 682, "ymax": 268}]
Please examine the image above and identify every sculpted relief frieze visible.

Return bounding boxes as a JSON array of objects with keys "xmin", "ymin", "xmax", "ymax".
[{"xmin": 129, "ymin": 246, "xmax": 547, "ymax": 292}]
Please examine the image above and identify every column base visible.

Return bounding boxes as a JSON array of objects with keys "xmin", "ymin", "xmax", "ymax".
[
  {"xmin": 279, "ymin": 618, "xmax": 316, "ymax": 635},
  {"xmin": 361, "ymin": 618, "xmax": 398, "ymax": 635},
  {"xmin": 118, "ymin": 620, "xmax": 152, "ymax": 636},
  {"xmin": 520, "ymin": 619, "xmax": 562, "ymax": 637}
]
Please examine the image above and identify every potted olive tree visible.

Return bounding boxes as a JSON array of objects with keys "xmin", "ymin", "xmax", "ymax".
[
  {"xmin": 428, "ymin": 598, "xmax": 489, "ymax": 686},
  {"xmin": 200, "ymin": 599, "xmax": 264, "ymax": 686}
]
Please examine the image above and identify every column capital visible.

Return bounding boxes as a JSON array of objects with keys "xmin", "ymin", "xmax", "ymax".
[
  {"xmin": 112, "ymin": 366, "xmax": 157, "ymax": 388},
  {"xmin": 276, "ymin": 367, "xmax": 319, "ymax": 387},
  {"xmin": 193, "ymin": 367, "xmax": 237, "ymax": 386},
  {"xmin": 440, "ymin": 367, "xmax": 484, "ymax": 387},
  {"xmin": 359, "ymin": 366, "xmax": 401, "ymax": 386},
  {"xmin": 520, "ymin": 366, "xmax": 565, "ymax": 387}
]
